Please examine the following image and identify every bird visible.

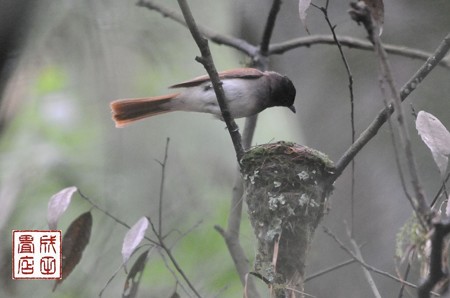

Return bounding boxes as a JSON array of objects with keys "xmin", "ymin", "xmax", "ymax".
[{"xmin": 110, "ymin": 68, "xmax": 296, "ymax": 127}]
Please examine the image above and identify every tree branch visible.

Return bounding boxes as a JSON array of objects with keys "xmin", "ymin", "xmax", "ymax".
[
  {"xmin": 371, "ymin": 20, "xmax": 431, "ymax": 226},
  {"xmin": 138, "ymin": 0, "xmax": 450, "ymax": 71},
  {"xmin": 259, "ymin": 0, "xmax": 282, "ymax": 56},
  {"xmin": 213, "ymin": 0, "xmax": 286, "ymax": 293},
  {"xmin": 149, "ymin": 217, "xmax": 202, "ymax": 298},
  {"xmin": 155, "ymin": 137, "xmax": 170, "ymax": 236},
  {"xmin": 177, "ymin": 0, "xmax": 244, "ymax": 161},
  {"xmin": 322, "ymin": 227, "xmax": 432, "ymax": 293},
  {"xmin": 349, "ymin": 237, "xmax": 382, "ymax": 298},
  {"xmin": 304, "ymin": 259, "xmax": 355, "ymax": 282},
  {"xmin": 269, "ymin": 34, "xmax": 450, "ymax": 69},
  {"xmin": 332, "ymin": 33, "xmax": 450, "ymax": 181},
  {"xmin": 137, "ymin": 0, "xmax": 257, "ymax": 57},
  {"xmin": 316, "ymin": 1, "xmax": 357, "ymax": 237},
  {"xmin": 78, "ymin": 189, "xmax": 159, "ymax": 245}
]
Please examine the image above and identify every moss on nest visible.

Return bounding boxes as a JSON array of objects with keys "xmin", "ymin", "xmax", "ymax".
[
  {"xmin": 241, "ymin": 141, "xmax": 335, "ymax": 295},
  {"xmin": 242, "ymin": 141, "xmax": 335, "ymax": 172}
]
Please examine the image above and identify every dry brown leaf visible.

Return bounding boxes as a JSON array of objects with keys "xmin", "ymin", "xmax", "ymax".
[{"xmin": 53, "ymin": 211, "xmax": 92, "ymax": 291}]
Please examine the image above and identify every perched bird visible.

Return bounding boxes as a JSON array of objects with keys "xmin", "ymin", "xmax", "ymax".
[{"xmin": 110, "ymin": 68, "xmax": 296, "ymax": 127}]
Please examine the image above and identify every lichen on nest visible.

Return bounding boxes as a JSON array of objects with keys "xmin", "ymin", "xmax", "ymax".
[
  {"xmin": 241, "ymin": 141, "xmax": 336, "ymax": 292},
  {"xmin": 241, "ymin": 141, "xmax": 335, "ymax": 193}
]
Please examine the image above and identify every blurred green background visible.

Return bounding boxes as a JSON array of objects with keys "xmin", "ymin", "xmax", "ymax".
[{"xmin": 1, "ymin": 0, "xmax": 450, "ymax": 297}]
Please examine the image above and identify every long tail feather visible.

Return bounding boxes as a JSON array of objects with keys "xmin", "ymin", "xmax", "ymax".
[{"xmin": 110, "ymin": 93, "xmax": 179, "ymax": 127}]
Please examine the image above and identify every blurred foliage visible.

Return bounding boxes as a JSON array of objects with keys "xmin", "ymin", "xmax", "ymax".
[{"xmin": 35, "ymin": 66, "xmax": 66, "ymax": 95}]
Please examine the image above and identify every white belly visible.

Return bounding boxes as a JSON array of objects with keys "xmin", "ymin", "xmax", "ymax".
[{"xmin": 170, "ymin": 79, "xmax": 267, "ymax": 118}]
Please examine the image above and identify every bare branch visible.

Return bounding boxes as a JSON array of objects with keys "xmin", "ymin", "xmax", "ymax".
[
  {"xmin": 213, "ymin": 0, "xmax": 286, "ymax": 294},
  {"xmin": 159, "ymin": 252, "xmax": 194, "ymax": 298},
  {"xmin": 397, "ymin": 263, "xmax": 411, "ymax": 298},
  {"xmin": 375, "ymin": 28, "xmax": 431, "ymax": 227},
  {"xmin": 322, "ymin": 227, "xmax": 431, "ymax": 292},
  {"xmin": 156, "ymin": 137, "xmax": 170, "ymax": 236},
  {"xmin": 316, "ymin": 1, "xmax": 357, "ymax": 237},
  {"xmin": 259, "ymin": 0, "xmax": 282, "ymax": 56},
  {"xmin": 349, "ymin": 237, "xmax": 382, "ymax": 298},
  {"xmin": 137, "ymin": 0, "xmax": 257, "ymax": 56},
  {"xmin": 269, "ymin": 35, "xmax": 450, "ymax": 69},
  {"xmin": 78, "ymin": 189, "xmax": 159, "ymax": 245},
  {"xmin": 137, "ymin": 0, "xmax": 450, "ymax": 73},
  {"xmin": 348, "ymin": 2, "xmax": 433, "ymax": 227},
  {"xmin": 431, "ymin": 172, "xmax": 450, "ymax": 207},
  {"xmin": 214, "ymin": 225, "xmax": 257, "ymax": 289},
  {"xmin": 304, "ymin": 259, "xmax": 355, "ymax": 282},
  {"xmin": 148, "ymin": 217, "xmax": 202, "ymax": 298},
  {"xmin": 378, "ymin": 78, "xmax": 415, "ymax": 209},
  {"xmin": 177, "ymin": 0, "xmax": 244, "ymax": 161},
  {"xmin": 333, "ymin": 33, "xmax": 450, "ymax": 182}
]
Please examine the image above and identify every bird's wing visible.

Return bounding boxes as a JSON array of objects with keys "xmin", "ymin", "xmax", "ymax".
[{"xmin": 169, "ymin": 68, "xmax": 264, "ymax": 88}]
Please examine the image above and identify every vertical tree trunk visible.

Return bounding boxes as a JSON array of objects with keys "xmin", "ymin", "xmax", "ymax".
[{"xmin": 241, "ymin": 142, "xmax": 335, "ymax": 297}]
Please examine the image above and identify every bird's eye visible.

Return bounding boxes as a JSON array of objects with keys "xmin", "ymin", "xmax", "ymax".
[{"xmin": 203, "ymin": 84, "xmax": 212, "ymax": 91}]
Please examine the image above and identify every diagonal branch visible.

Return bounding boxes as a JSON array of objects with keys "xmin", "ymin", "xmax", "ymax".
[
  {"xmin": 322, "ymin": 227, "xmax": 433, "ymax": 293},
  {"xmin": 214, "ymin": 2, "xmax": 285, "ymax": 296},
  {"xmin": 269, "ymin": 35, "xmax": 450, "ymax": 69},
  {"xmin": 349, "ymin": 237, "xmax": 382, "ymax": 298},
  {"xmin": 137, "ymin": 0, "xmax": 257, "ymax": 56},
  {"xmin": 304, "ymin": 258, "xmax": 355, "ymax": 282},
  {"xmin": 149, "ymin": 217, "xmax": 202, "ymax": 298},
  {"xmin": 259, "ymin": 0, "xmax": 282, "ymax": 56},
  {"xmin": 177, "ymin": 0, "xmax": 244, "ymax": 161},
  {"xmin": 332, "ymin": 33, "xmax": 450, "ymax": 182},
  {"xmin": 315, "ymin": 1, "xmax": 357, "ymax": 237},
  {"xmin": 156, "ymin": 137, "xmax": 170, "ymax": 236},
  {"xmin": 371, "ymin": 23, "xmax": 431, "ymax": 227}
]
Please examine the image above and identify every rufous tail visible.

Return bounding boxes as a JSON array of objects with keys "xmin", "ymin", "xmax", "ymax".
[{"xmin": 110, "ymin": 93, "xmax": 179, "ymax": 127}]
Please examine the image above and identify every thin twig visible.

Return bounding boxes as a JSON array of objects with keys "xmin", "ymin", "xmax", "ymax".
[
  {"xmin": 155, "ymin": 137, "xmax": 170, "ymax": 236},
  {"xmin": 159, "ymin": 250, "xmax": 194, "ymax": 298},
  {"xmin": 397, "ymin": 263, "xmax": 411, "ymax": 298},
  {"xmin": 138, "ymin": 0, "xmax": 450, "ymax": 72},
  {"xmin": 214, "ymin": 1, "xmax": 285, "ymax": 295},
  {"xmin": 378, "ymin": 77, "xmax": 414, "ymax": 202},
  {"xmin": 167, "ymin": 219, "xmax": 203, "ymax": 249},
  {"xmin": 137, "ymin": 0, "xmax": 257, "ymax": 57},
  {"xmin": 149, "ymin": 217, "xmax": 202, "ymax": 298},
  {"xmin": 269, "ymin": 35, "xmax": 450, "ymax": 69},
  {"xmin": 431, "ymin": 172, "xmax": 450, "ymax": 208},
  {"xmin": 220, "ymin": 0, "xmax": 283, "ymax": 254},
  {"xmin": 304, "ymin": 259, "xmax": 356, "ymax": 282},
  {"xmin": 333, "ymin": 33, "xmax": 450, "ymax": 182},
  {"xmin": 177, "ymin": 0, "xmax": 244, "ymax": 161},
  {"xmin": 322, "ymin": 226, "xmax": 434, "ymax": 293},
  {"xmin": 371, "ymin": 14, "xmax": 431, "ymax": 228},
  {"xmin": 316, "ymin": 0, "xmax": 356, "ymax": 237},
  {"xmin": 214, "ymin": 225, "xmax": 256, "ymax": 287},
  {"xmin": 259, "ymin": 0, "xmax": 282, "ymax": 56},
  {"xmin": 78, "ymin": 189, "xmax": 159, "ymax": 245},
  {"xmin": 171, "ymin": 0, "xmax": 258, "ymax": 285},
  {"xmin": 99, "ymin": 245, "xmax": 154, "ymax": 297},
  {"xmin": 135, "ymin": 0, "xmax": 450, "ymax": 73},
  {"xmin": 349, "ymin": 237, "xmax": 382, "ymax": 298}
]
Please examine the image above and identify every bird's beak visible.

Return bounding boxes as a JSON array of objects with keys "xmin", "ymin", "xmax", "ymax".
[{"xmin": 288, "ymin": 105, "xmax": 296, "ymax": 113}]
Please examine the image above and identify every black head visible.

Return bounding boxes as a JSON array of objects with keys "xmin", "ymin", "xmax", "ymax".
[{"xmin": 268, "ymin": 73, "xmax": 296, "ymax": 113}]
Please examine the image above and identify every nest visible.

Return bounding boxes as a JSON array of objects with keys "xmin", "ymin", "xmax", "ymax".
[{"xmin": 241, "ymin": 142, "xmax": 335, "ymax": 296}]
